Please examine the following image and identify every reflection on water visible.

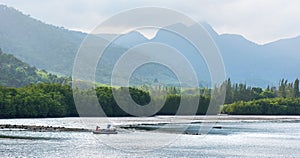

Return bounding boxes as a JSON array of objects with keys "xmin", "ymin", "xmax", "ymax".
[{"xmin": 0, "ymin": 116, "xmax": 300, "ymax": 157}]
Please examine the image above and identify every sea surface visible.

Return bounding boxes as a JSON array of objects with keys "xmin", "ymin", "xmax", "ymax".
[{"xmin": 0, "ymin": 116, "xmax": 300, "ymax": 157}]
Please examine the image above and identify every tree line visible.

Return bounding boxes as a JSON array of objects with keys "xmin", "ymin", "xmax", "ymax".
[
  {"xmin": 1, "ymin": 78, "xmax": 300, "ymax": 118},
  {"xmin": 223, "ymin": 78, "xmax": 300, "ymax": 104},
  {"xmin": 0, "ymin": 83, "xmax": 212, "ymax": 118},
  {"xmin": 221, "ymin": 78, "xmax": 300, "ymax": 114},
  {"xmin": 0, "ymin": 83, "xmax": 77, "ymax": 118},
  {"xmin": 222, "ymin": 98, "xmax": 300, "ymax": 115}
]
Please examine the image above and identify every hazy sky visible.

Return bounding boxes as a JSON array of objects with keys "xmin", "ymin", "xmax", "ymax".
[{"xmin": 1, "ymin": 0, "xmax": 300, "ymax": 44}]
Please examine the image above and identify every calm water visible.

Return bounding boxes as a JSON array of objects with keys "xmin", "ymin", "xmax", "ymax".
[{"xmin": 0, "ymin": 116, "xmax": 300, "ymax": 157}]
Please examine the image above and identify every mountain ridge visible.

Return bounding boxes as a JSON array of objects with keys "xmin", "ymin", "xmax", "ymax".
[{"xmin": 1, "ymin": 4, "xmax": 300, "ymax": 87}]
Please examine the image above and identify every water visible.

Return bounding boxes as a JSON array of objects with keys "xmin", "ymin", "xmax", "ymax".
[{"xmin": 0, "ymin": 116, "xmax": 300, "ymax": 157}]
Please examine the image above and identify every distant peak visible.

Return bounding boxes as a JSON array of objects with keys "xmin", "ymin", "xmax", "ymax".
[
  {"xmin": 136, "ymin": 28, "xmax": 159, "ymax": 40},
  {"xmin": 199, "ymin": 22, "xmax": 217, "ymax": 31},
  {"xmin": 0, "ymin": 4, "xmax": 21, "ymax": 14}
]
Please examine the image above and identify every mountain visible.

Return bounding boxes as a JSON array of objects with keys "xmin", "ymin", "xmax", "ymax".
[
  {"xmin": 1, "ymin": 5, "xmax": 300, "ymax": 87},
  {"xmin": 214, "ymin": 30, "xmax": 300, "ymax": 86},
  {"xmin": 0, "ymin": 5, "xmax": 180, "ymax": 85},
  {"xmin": 0, "ymin": 5, "xmax": 85, "ymax": 75},
  {"xmin": 151, "ymin": 23, "xmax": 300, "ymax": 86},
  {"xmin": 99, "ymin": 22, "xmax": 300, "ymax": 87},
  {"xmin": 0, "ymin": 48, "xmax": 69, "ymax": 87},
  {"xmin": 98, "ymin": 31, "xmax": 149, "ymax": 48},
  {"xmin": 262, "ymin": 36, "xmax": 300, "ymax": 80}
]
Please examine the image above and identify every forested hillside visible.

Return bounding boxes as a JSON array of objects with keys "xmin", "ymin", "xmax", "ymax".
[
  {"xmin": 0, "ymin": 5, "xmax": 85, "ymax": 75},
  {"xmin": 0, "ymin": 48, "xmax": 70, "ymax": 87}
]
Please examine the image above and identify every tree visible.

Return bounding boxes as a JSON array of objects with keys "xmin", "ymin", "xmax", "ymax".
[
  {"xmin": 251, "ymin": 87, "xmax": 263, "ymax": 100},
  {"xmin": 278, "ymin": 79, "xmax": 287, "ymax": 98},
  {"xmin": 225, "ymin": 78, "xmax": 233, "ymax": 104},
  {"xmin": 260, "ymin": 90, "xmax": 275, "ymax": 98},
  {"xmin": 294, "ymin": 78, "xmax": 299, "ymax": 98}
]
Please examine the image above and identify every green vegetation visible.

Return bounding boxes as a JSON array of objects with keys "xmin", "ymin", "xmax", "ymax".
[
  {"xmin": 0, "ymin": 5, "xmax": 84, "ymax": 75},
  {"xmin": 0, "ymin": 83, "xmax": 213, "ymax": 118},
  {"xmin": 1, "ymin": 78, "xmax": 300, "ymax": 118},
  {"xmin": 0, "ymin": 83, "xmax": 77, "ymax": 118},
  {"xmin": 222, "ymin": 98, "xmax": 300, "ymax": 115},
  {"xmin": 0, "ymin": 49, "xmax": 70, "ymax": 87},
  {"xmin": 221, "ymin": 78, "xmax": 300, "ymax": 115}
]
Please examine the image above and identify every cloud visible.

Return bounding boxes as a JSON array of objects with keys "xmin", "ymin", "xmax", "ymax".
[{"xmin": 1, "ymin": 0, "xmax": 300, "ymax": 44}]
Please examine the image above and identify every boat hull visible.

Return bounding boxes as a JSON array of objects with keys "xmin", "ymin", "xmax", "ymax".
[{"xmin": 93, "ymin": 130, "xmax": 118, "ymax": 134}]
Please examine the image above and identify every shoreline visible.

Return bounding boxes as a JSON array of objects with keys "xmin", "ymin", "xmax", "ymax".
[{"xmin": 0, "ymin": 124, "xmax": 90, "ymax": 132}]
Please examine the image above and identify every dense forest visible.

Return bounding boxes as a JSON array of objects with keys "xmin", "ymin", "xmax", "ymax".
[
  {"xmin": 0, "ymin": 78, "xmax": 300, "ymax": 118},
  {"xmin": 0, "ymin": 83, "xmax": 211, "ymax": 118},
  {"xmin": 0, "ymin": 83, "xmax": 77, "ymax": 118}
]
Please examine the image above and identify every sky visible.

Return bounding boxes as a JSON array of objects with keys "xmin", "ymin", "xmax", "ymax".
[{"xmin": 1, "ymin": 0, "xmax": 300, "ymax": 44}]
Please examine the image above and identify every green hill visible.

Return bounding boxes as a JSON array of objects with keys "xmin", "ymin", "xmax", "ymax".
[
  {"xmin": 0, "ymin": 5, "xmax": 85, "ymax": 75},
  {"xmin": 0, "ymin": 48, "xmax": 69, "ymax": 87}
]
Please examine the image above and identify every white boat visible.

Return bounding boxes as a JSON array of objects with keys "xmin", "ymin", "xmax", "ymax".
[{"xmin": 93, "ymin": 125, "xmax": 118, "ymax": 134}]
